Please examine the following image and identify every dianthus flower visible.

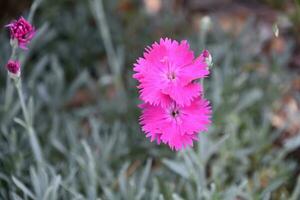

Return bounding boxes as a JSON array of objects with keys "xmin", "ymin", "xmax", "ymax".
[
  {"xmin": 133, "ymin": 38, "xmax": 209, "ymax": 107},
  {"xmin": 134, "ymin": 38, "xmax": 212, "ymax": 150},
  {"xmin": 140, "ymin": 97, "xmax": 211, "ymax": 150},
  {"xmin": 6, "ymin": 17, "xmax": 35, "ymax": 49}
]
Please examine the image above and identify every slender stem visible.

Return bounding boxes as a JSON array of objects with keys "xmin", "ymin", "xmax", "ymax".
[
  {"xmin": 199, "ymin": 30, "xmax": 206, "ymax": 98},
  {"xmin": 4, "ymin": 76, "xmax": 13, "ymax": 111},
  {"xmin": 11, "ymin": 44, "xmax": 17, "ymax": 60},
  {"xmin": 89, "ymin": 0, "xmax": 128, "ymax": 109},
  {"xmin": 28, "ymin": 0, "xmax": 42, "ymax": 24},
  {"xmin": 4, "ymin": 41, "xmax": 18, "ymax": 111},
  {"xmin": 16, "ymin": 81, "xmax": 30, "ymax": 124},
  {"xmin": 198, "ymin": 17, "xmax": 212, "ymax": 98},
  {"xmin": 91, "ymin": 0, "xmax": 119, "ymax": 75},
  {"xmin": 15, "ymin": 79, "xmax": 44, "ymax": 165},
  {"xmin": 200, "ymin": 78, "xmax": 204, "ymax": 98}
]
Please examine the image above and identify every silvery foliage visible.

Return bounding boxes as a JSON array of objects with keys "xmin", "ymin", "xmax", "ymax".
[{"xmin": 0, "ymin": 0, "xmax": 299, "ymax": 199}]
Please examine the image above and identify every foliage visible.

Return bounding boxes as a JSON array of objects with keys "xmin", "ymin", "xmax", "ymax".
[{"xmin": 0, "ymin": 0, "xmax": 299, "ymax": 199}]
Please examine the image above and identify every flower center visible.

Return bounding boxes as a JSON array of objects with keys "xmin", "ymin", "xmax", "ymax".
[
  {"xmin": 160, "ymin": 56, "xmax": 177, "ymax": 81},
  {"xmin": 167, "ymin": 71, "xmax": 176, "ymax": 80},
  {"xmin": 171, "ymin": 109, "xmax": 179, "ymax": 117},
  {"xmin": 169, "ymin": 107, "xmax": 182, "ymax": 123}
]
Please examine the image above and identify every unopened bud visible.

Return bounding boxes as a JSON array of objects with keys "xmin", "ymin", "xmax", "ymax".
[{"xmin": 6, "ymin": 60, "xmax": 21, "ymax": 79}]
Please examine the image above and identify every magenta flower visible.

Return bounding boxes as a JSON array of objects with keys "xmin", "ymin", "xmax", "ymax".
[
  {"xmin": 6, "ymin": 17, "xmax": 35, "ymax": 49},
  {"xmin": 6, "ymin": 60, "xmax": 21, "ymax": 77},
  {"xmin": 140, "ymin": 97, "xmax": 211, "ymax": 150},
  {"xmin": 133, "ymin": 38, "xmax": 212, "ymax": 150},
  {"xmin": 133, "ymin": 38, "xmax": 209, "ymax": 107}
]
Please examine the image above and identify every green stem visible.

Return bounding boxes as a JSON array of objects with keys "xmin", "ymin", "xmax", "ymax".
[
  {"xmin": 199, "ymin": 28, "xmax": 207, "ymax": 98},
  {"xmin": 28, "ymin": 0, "xmax": 42, "ymax": 23},
  {"xmin": 4, "ymin": 76, "xmax": 13, "ymax": 111},
  {"xmin": 15, "ymin": 79, "xmax": 44, "ymax": 165},
  {"xmin": 89, "ymin": 0, "xmax": 128, "ymax": 111}
]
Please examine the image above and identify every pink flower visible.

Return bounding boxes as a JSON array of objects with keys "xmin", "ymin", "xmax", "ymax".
[
  {"xmin": 133, "ymin": 38, "xmax": 209, "ymax": 107},
  {"xmin": 140, "ymin": 97, "xmax": 211, "ymax": 150},
  {"xmin": 6, "ymin": 17, "xmax": 35, "ymax": 49},
  {"xmin": 6, "ymin": 60, "xmax": 21, "ymax": 77},
  {"xmin": 134, "ymin": 38, "xmax": 212, "ymax": 150}
]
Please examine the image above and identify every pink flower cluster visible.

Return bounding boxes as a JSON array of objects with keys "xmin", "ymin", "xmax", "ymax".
[
  {"xmin": 5, "ymin": 17, "xmax": 35, "ymax": 78},
  {"xmin": 133, "ymin": 38, "xmax": 212, "ymax": 150},
  {"xmin": 6, "ymin": 17, "xmax": 35, "ymax": 50}
]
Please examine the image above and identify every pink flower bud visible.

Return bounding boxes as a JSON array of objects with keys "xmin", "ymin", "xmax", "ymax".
[
  {"xmin": 6, "ymin": 17, "xmax": 35, "ymax": 50},
  {"xmin": 6, "ymin": 60, "xmax": 21, "ymax": 77},
  {"xmin": 201, "ymin": 49, "xmax": 212, "ymax": 66}
]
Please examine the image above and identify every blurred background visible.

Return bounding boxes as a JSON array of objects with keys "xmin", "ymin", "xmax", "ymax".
[{"xmin": 0, "ymin": 0, "xmax": 300, "ymax": 199}]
